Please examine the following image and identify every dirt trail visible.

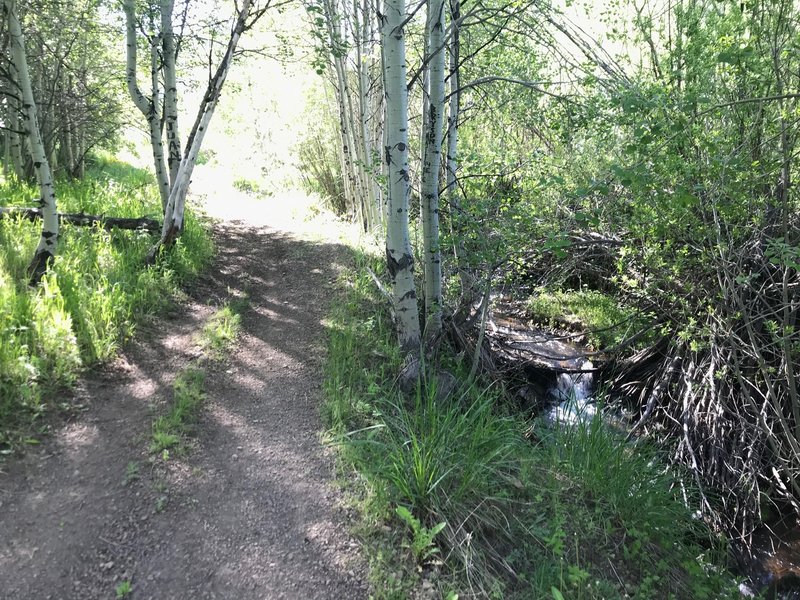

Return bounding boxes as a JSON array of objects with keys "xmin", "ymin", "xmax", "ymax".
[{"xmin": 0, "ymin": 180, "xmax": 368, "ymax": 599}]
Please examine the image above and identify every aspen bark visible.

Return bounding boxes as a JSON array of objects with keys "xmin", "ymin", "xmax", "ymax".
[
  {"xmin": 323, "ymin": 0, "xmax": 361, "ymax": 224},
  {"xmin": 355, "ymin": 0, "xmax": 378, "ymax": 228},
  {"xmin": 123, "ymin": 0, "xmax": 170, "ymax": 211},
  {"xmin": 381, "ymin": 0, "xmax": 421, "ymax": 353},
  {"xmin": 7, "ymin": 77, "xmax": 25, "ymax": 180},
  {"xmin": 5, "ymin": 0, "xmax": 59, "ymax": 282},
  {"xmin": 445, "ymin": 0, "xmax": 468, "ymax": 292},
  {"xmin": 420, "ymin": 0, "xmax": 446, "ymax": 337},
  {"xmin": 161, "ymin": 0, "xmax": 182, "ymax": 187},
  {"xmin": 153, "ymin": 0, "xmax": 254, "ymax": 258}
]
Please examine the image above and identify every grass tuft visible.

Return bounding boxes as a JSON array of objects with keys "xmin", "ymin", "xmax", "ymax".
[
  {"xmin": 200, "ymin": 301, "xmax": 244, "ymax": 355},
  {"xmin": 150, "ymin": 367, "xmax": 205, "ymax": 453}
]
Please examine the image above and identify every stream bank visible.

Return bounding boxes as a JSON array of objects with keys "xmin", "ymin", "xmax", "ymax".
[{"xmin": 483, "ymin": 296, "xmax": 800, "ymax": 599}]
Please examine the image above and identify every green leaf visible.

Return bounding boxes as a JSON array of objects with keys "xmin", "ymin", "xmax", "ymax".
[
  {"xmin": 430, "ymin": 521, "xmax": 447, "ymax": 536},
  {"xmin": 395, "ymin": 505, "xmax": 415, "ymax": 528},
  {"xmin": 717, "ymin": 50, "xmax": 737, "ymax": 64},
  {"xmin": 551, "ymin": 587, "xmax": 565, "ymax": 600}
]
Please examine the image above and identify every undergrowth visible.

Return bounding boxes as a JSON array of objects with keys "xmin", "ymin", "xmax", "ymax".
[
  {"xmin": 323, "ymin": 249, "xmax": 741, "ymax": 598},
  {"xmin": 0, "ymin": 154, "xmax": 214, "ymax": 450},
  {"xmin": 525, "ymin": 288, "xmax": 651, "ymax": 350}
]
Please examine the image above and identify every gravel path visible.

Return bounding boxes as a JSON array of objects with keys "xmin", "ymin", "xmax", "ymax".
[{"xmin": 0, "ymin": 183, "xmax": 368, "ymax": 599}]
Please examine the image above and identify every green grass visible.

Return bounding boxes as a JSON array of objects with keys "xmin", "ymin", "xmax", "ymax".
[
  {"xmin": 323, "ymin": 248, "xmax": 740, "ymax": 598},
  {"xmin": 510, "ymin": 417, "xmax": 736, "ymax": 599},
  {"xmin": 0, "ymin": 154, "xmax": 214, "ymax": 450},
  {"xmin": 200, "ymin": 301, "xmax": 244, "ymax": 355},
  {"xmin": 150, "ymin": 301, "xmax": 245, "ymax": 454},
  {"xmin": 525, "ymin": 288, "xmax": 651, "ymax": 350},
  {"xmin": 150, "ymin": 367, "xmax": 205, "ymax": 453},
  {"xmin": 115, "ymin": 579, "xmax": 132, "ymax": 599}
]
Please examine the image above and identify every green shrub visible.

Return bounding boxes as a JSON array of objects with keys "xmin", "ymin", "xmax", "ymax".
[
  {"xmin": 323, "ymin": 250, "xmax": 738, "ymax": 599},
  {"xmin": 0, "ymin": 155, "xmax": 213, "ymax": 449}
]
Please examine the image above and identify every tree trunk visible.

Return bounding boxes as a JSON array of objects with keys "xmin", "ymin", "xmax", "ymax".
[
  {"xmin": 161, "ymin": 0, "xmax": 182, "ymax": 187},
  {"xmin": 381, "ymin": 0, "xmax": 421, "ymax": 354},
  {"xmin": 150, "ymin": 0, "xmax": 254, "ymax": 260},
  {"xmin": 323, "ymin": 0, "xmax": 362, "ymax": 224},
  {"xmin": 355, "ymin": 0, "xmax": 379, "ymax": 228},
  {"xmin": 0, "ymin": 207, "xmax": 160, "ymax": 232},
  {"xmin": 123, "ymin": 0, "xmax": 170, "ymax": 211},
  {"xmin": 420, "ymin": 0, "xmax": 447, "ymax": 338},
  {"xmin": 8, "ymin": 82, "xmax": 25, "ymax": 180},
  {"xmin": 445, "ymin": 0, "xmax": 469, "ymax": 293},
  {"xmin": 5, "ymin": 0, "xmax": 59, "ymax": 283}
]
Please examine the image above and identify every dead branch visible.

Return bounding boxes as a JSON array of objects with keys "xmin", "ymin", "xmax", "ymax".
[{"xmin": 0, "ymin": 206, "xmax": 160, "ymax": 232}]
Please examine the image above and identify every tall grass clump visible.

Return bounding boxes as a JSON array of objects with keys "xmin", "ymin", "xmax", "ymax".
[
  {"xmin": 510, "ymin": 415, "xmax": 737, "ymax": 599},
  {"xmin": 323, "ymin": 250, "xmax": 526, "ymax": 593},
  {"xmin": 0, "ymin": 154, "xmax": 213, "ymax": 449},
  {"xmin": 324, "ymin": 249, "xmax": 740, "ymax": 598}
]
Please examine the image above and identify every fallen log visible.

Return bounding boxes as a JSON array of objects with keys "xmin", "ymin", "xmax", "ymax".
[{"xmin": 0, "ymin": 206, "xmax": 160, "ymax": 232}]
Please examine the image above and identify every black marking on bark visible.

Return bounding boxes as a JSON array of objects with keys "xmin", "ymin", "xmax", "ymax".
[
  {"xmin": 399, "ymin": 289, "xmax": 417, "ymax": 302},
  {"xmin": 386, "ymin": 249, "xmax": 414, "ymax": 278},
  {"xmin": 41, "ymin": 230, "xmax": 56, "ymax": 239},
  {"xmin": 27, "ymin": 249, "xmax": 55, "ymax": 285},
  {"xmin": 397, "ymin": 142, "xmax": 406, "ymax": 152}
]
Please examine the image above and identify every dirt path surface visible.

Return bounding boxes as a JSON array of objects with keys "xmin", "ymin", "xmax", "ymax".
[{"xmin": 0, "ymin": 181, "xmax": 368, "ymax": 599}]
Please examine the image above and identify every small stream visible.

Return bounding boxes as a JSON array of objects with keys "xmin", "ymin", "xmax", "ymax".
[
  {"xmin": 486, "ymin": 298, "xmax": 601, "ymax": 425},
  {"xmin": 739, "ymin": 518, "xmax": 800, "ymax": 598},
  {"xmin": 487, "ymin": 298, "xmax": 800, "ymax": 598},
  {"xmin": 546, "ymin": 362, "xmax": 596, "ymax": 424}
]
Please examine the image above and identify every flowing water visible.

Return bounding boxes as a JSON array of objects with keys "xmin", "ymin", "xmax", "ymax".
[
  {"xmin": 739, "ymin": 517, "xmax": 800, "ymax": 598},
  {"xmin": 486, "ymin": 298, "xmax": 599, "ymax": 424}
]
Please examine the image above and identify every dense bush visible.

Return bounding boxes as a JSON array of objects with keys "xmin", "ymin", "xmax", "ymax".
[{"xmin": 0, "ymin": 156, "xmax": 213, "ymax": 448}]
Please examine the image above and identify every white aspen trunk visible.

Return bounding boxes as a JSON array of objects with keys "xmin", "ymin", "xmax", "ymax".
[
  {"xmin": 445, "ymin": 0, "xmax": 468, "ymax": 291},
  {"xmin": 123, "ymin": 0, "xmax": 170, "ymax": 211},
  {"xmin": 161, "ymin": 0, "xmax": 182, "ymax": 187},
  {"xmin": 365, "ymin": 0, "xmax": 385, "ymax": 224},
  {"xmin": 8, "ymin": 77, "xmax": 25, "ymax": 180},
  {"xmin": 323, "ymin": 0, "xmax": 361, "ymax": 222},
  {"xmin": 381, "ymin": 0, "xmax": 421, "ymax": 353},
  {"xmin": 445, "ymin": 32, "xmax": 458, "ymax": 199},
  {"xmin": 6, "ymin": 0, "xmax": 58, "ymax": 282},
  {"xmin": 356, "ymin": 0, "xmax": 378, "ymax": 228},
  {"xmin": 420, "ymin": 0, "xmax": 446, "ymax": 337},
  {"xmin": 351, "ymin": 0, "xmax": 372, "ymax": 230},
  {"xmin": 149, "ymin": 0, "xmax": 253, "ymax": 261},
  {"xmin": 379, "ymin": 18, "xmax": 390, "ymax": 224},
  {"xmin": 339, "ymin": 0, "xmax": 372, "ymax": 231}
]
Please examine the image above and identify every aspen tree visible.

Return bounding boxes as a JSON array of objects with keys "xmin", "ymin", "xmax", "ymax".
[
  {"xmin": 420, "ymin": 0, "xmax": 447, "ymax": 337},
  {"xmin": 5, "ymin": 0, "xmax": 58, "ymax": 283},
  {"xmin": 381, "ymin": 0, "xmax": 421, "ymax": 353}
]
